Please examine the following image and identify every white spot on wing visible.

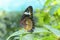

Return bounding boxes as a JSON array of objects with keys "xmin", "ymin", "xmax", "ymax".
[{"xmin": 24, "ymin": 12, "xmax": 30, "ymax": 15}]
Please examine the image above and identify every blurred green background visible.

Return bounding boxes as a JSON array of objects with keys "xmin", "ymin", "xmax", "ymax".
[{"xmin": 0, "ymin": 0, "xmax": 60, "ymax": 40}]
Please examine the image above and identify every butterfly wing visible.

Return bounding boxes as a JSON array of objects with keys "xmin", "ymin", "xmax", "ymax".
[{"xmin": 20, "ymin": 6, "xmax": 34, "ymax": 32}]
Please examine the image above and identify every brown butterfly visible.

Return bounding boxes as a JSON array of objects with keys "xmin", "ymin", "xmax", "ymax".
[{"xmin": 20, "ymin": 6, "xmax": 34, "ymax": 32}]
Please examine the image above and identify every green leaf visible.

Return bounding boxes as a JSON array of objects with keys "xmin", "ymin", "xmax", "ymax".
[
  {"xmin": 21, "ymin": 34, "xmax": 33, "ymax": 40},
  {"xmin": 44, "ymin": 25, "xmax": 60, "ymax": 37},
  {"xmin": 6, "ymin": 27, "xmax": 49, "ymax": 40},
  {"xmin": 44, "ymin": 0, "xmax": 52, "ymax": 7},
  {"xmin": 49, "ymin": 5, "xmax": 60, "ymax": 15},
  {"xmin": 33, "ymin": 27, "xmax": 49, "ymax": 33},
  {"xmin": 6, "ymin": 29, "xmax": 29, "ymax": 40}
]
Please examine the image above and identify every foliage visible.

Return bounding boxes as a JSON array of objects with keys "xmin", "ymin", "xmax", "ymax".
[{"xmin": 0, "ymin": 0, "xmax": 60, "ymax": 40}]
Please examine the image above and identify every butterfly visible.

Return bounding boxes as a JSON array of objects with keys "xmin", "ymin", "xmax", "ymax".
[{"xmin": 20, "ymin": 6, "xmax": 34, "ymax": 32}]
